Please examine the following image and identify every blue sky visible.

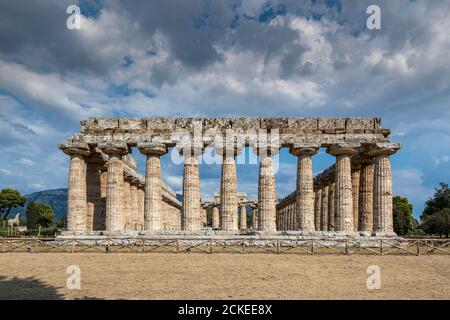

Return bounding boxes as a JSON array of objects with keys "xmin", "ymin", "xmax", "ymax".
[{"xmin": 1, "ymin": 0, "xmax": 450, "ymax": 219}]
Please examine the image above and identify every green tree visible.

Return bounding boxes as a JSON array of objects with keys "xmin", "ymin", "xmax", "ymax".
[
  {"xmin": 26, "ymin": 202, "xmax": 54, "ymax": 229},
  {"xmin": 0, "ymin": 188, "xmax": 27, "ymax": 220},
  {"xmin": 421, "ymin": 208, "xmax": 450, "ymax": 237},
  {"xmin": 393, "ymin": 196, "xmax": 414, "ymax": 235},
  {"xmin": 421, "ymin": 182, "xmax": 450, "ymax": 220}
]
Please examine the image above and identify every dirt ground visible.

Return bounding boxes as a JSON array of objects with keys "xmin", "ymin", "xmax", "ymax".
[{"xmin": 0, "ymin": 253, "xmax": 448, "ymax": 300}]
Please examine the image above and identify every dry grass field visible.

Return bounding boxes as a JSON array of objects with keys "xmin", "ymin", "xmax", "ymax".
[{"xmin": 0, "ymin": 253, "xmax": 448, "ymax": 300}]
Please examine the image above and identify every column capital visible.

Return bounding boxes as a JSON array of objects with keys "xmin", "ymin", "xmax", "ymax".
[
  {"xmin": 138, "ymin": 142, "xmax": 168, "ymax": 156},
  {"xmin": 252, "ymin": 146, "xmax": 280, "ymax": 157},
  {"xmin": 59, "ymin": 142, "xmax": 91, "ymax": 157},
  {"xmin": 85, "ymin": 150, "xmax": 108, "ymax": 164},
  {"xmin": 367, "ymin": 142, "xmax": 401, "ymax": 157},
  {"xmin": 98, "ymin": 142, "xmax": 128, "ymax": 156},
  {"xmin": 289, "ymin": 143, "xmax": 320, "ymax": 156},
  {"xmin": 216, "ymin": 145, "xmax": 242, "ymax": 158},
  {"xmin": 327, "ymin": 143, "xmax": 360, "ymax": 156}
]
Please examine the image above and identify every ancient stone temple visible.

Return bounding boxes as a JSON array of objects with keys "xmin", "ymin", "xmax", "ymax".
[{"xmin": 59, "ymin": 117, "xmax": 400, "ymax": 236}]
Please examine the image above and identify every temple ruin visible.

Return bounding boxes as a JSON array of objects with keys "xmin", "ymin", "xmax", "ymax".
[{"xmin": 59, "ymin": 117, "xmax": 400, "ymax": 236}]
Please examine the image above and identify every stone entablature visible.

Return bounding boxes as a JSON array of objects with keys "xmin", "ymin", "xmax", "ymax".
[{"xmin": 68, "ymin": 117, "xmax": 389, "ymax": 147}]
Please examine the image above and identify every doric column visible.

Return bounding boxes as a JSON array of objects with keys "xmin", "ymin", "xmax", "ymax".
[
  {"xmin": 212, "ymin": 205, "xmax": 220, "ymax": 229},
  {"xmin": 320, "ymin": 186, "xmax": 329, "ymax": 231},
  {"xmin": 358, "ymin": 159, "xmax": 374, "ymax": 231},
  {"xmin": 219, "ymin": 148, "xmax": 240, "ymax": 231},
  {"xmin": 97, "ymin": 168, "xmax": 107, "ymax": 230},
  {"xmin": 368, "ymin": 143, "xmax": 400, "ymax": 233},
  {"xmin": 122, "ymin": 175, "xmax": 132, "ymax": 230},
  {"xmin": 351, "ymin": 166, "xmax": 360, "ymax": 231},
  {"xmin": 252, "ymin": 208, "xmax": 258, "ymax": 230},
  {"xmin": 138, "ymin": 143, "xmax": 167, "ymax": 231},
  {"xmin": 137, "ymin": 186, "xmax": 145, "ymax": 230},
  {"xmin": 130, "ymin": 179, "xmax": 139, "ymax": 231},
  {"xmin": 239, "ymin": 204, "xmax": 247, "ymax": 230},
  {"xmin": 290, "ymin": 144, "xmax": 319, "ymax": 231},
  {"xmin": 257, "ymin": 148, "xmax": 277, "ymax": 232},
  {"xmin": 181, "ymin": 151, "xmax": 201, "ymax": 231},
  {"xmin": 60, "ymin": 143, "xmax": 91, "ymax": 232},
  {"xmin": 328, "ymin": 182, "xmax": 335, "ymax": 231},
  {"xmin": 99, "ymin": 142, "xmax": 128, "ymax": 232},
  {"xmin": 314, "ymin": 189, "xmax": 322, "ymax": 231},
  {"xmin": 86, "ymin": 162, "xmax": 101, "ymax": 231},
  {"xmin": 327, "ymin": 144, "xmax": 359, "ymax": 232}
]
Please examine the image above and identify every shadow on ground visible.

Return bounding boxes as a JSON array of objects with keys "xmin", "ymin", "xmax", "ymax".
[{"xmin": 0, "ymin": 276, "xmax": 103, "ymax": 300}]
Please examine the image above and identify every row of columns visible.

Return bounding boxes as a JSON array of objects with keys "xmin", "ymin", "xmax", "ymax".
[
  {"xmin": 64, "ymin": 140, "xmax": 397, "ymax": 234},
  {"xmin": 277, "ymin": 143, "xmax": 398, "ymax": 233}
]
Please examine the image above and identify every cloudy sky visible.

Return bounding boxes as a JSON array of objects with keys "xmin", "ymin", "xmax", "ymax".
[{"xmin": 0, "ymin": 0, "xmax": 449, "ymax": 218}]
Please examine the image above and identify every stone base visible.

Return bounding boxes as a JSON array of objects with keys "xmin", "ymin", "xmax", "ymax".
[{"xmin": 59, "ymin": 229, "xmax": 398, "ymax": 239}]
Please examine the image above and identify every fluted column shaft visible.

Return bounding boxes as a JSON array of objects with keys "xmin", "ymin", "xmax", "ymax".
[
  {"xmin": 258, "ymin": 156, "xmax": 277, "ymax": 231},
  {"xmin": 253, "ymin": 208, "xmax": 258, "ymax": 230},
  {"xmin": 220, "ymin": 154, "xmax": 238, "ymax": 231},
  {"xmin": 334, "ymin": 155, "xmax": 354, "ymax": 231},
  {"xmin": 328, "ymin": 144, "xmax": 358, "ymax": 232},
  {"xmin": 314, "ymin": 189, "xmax": 322, "ymax": 231},
  {"xmin": 145, "ymin": 155, "xmax": 163, "ymax": 230},
  {"xmin": 138, "ymin": 143, "xmax": 167, "ymax": 232},
  {"xmin": 182, "ymin": 154, "xmax": 201, "ymax": 231},
  {"xmin": 351, "ymin": 169, "xmax": 360, "ymax": 231},
  {"xmin": 138, "ymin": 187, "xmax": 145, "ymax": 230},
  {"xmin": 105, "ymin": 154, "xmax": 124, "ymax": 231},
  {"xmin": 212, "ymin": 206, "xmax": 220, "ymax": 229},
  {"xmin": 86, "ymin": 162, "xmax": 102, "ymax": 231},
  {"xmin": 67, "ymin": 154, "xmax": 88, "ymax": 231},
  {"xmin": 373, "ymin": 153, "xmax": 394, "ymax": 233},
  {"xmin": 123, "ymin": 178, "xmax": 131, "ymax": 230},
  {"xmin": 290, "ymin": 146, "xmax": 319, "ymax": 231},
  {"xmin": 359, "ymin": 163, "xmax": 374, "ymax": 231},
  {"xmin": 130, "ymin": 182, "xmax": 139, "ymax": 230},
  {"xmin": 320, "ymin": 186, "xmax": 329, "ymax": 231},
  {"xmin": 328, "ymin": 183, "xmax": 335, "ymax": 231},
  {"xmin": 239, "ymin": 204, "xmax": 247, "ymax": 230}
]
